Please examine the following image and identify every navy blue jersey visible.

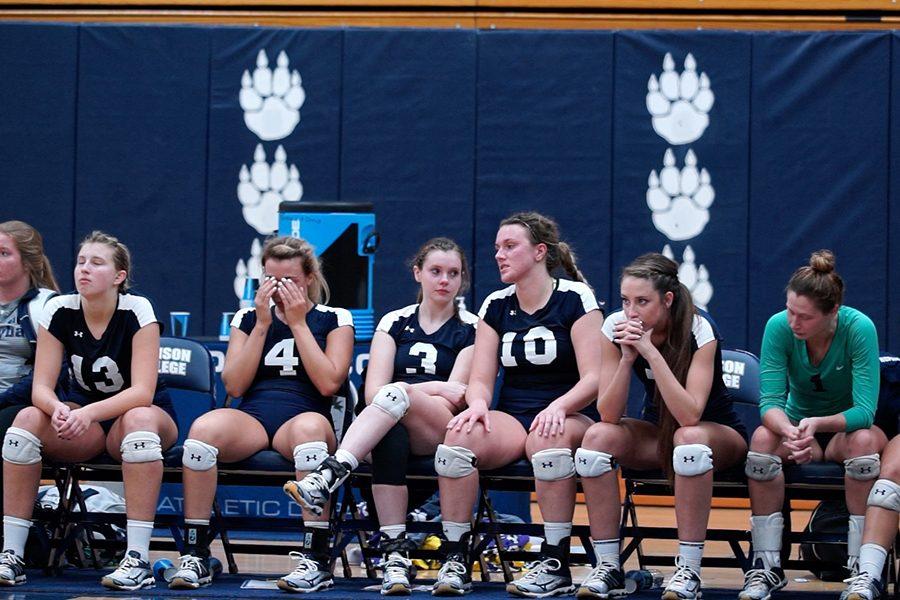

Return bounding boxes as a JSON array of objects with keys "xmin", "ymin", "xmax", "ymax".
[
  {"xmin": 232, "ymin": 304, "xmax": 353, "ymax": 403},
  {"xmin": 40, "ymin": 293, "xmax": 167, "ymax": 403},
  {"xmin": 376, "ymin": 304, "xmax": 478, "ymax": 385},
  {"xmin": 479, "ymin": 279, "xmax": 600, "ymax": 415},
  {"xmin": 602, "ymin": 308, "xmax": 743, "ymax": 433}
]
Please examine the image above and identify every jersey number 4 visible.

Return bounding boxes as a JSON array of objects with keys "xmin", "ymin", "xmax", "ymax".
[
  {"xmin": 71, "ymin": 355, "xmax": 125, "ymax": 393},
  {"xmin": 500, "ymin": 326, "xmax": 557, "ymax": 367},
  {"xmin": 265, "ymin": 339, "xmax": 300, "ymax": 375}
]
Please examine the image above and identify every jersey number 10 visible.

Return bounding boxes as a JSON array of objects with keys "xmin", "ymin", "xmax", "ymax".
[{"xmin": 500, "ymin": 326, "xmax": 557, "ymax": 367}]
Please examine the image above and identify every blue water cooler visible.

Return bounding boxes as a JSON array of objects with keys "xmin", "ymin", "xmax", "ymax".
[{"xmin": 278, "ymin": 202, "xmax": 378, "ymax": 341}]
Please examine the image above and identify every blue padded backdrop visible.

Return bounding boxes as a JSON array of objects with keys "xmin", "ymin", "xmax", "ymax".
[
  {"xmin": 475, "ymin": 31, "xmax": 614, "ymax": 310},
  {"xmin": 890, "ymin": 33, "xmax": 900, "ymax": 353},
  {"xmin": 748, "ymin": 32, "xmax": 890, "ymax": 351},
  {"xmin": 206, "ymin": 28, "xmax": 343, "ymax": 335},
  {"xmin": 0, "ymin": 24, "xmax": 897, "ymax": 354},
  {"xmin": 613, "ymin": 31, "xmax": 752, "ymax": 348},
  {"xmin": 75, "ymin": 25, "xmax": 210, "ymax": 332},
  {"xmin": 0, "ymin": 23, "xmax": 78, "ymax": 286},
  {"xmin": 341, "ymin": 29, "xmax": 477, "ymax": 314}
]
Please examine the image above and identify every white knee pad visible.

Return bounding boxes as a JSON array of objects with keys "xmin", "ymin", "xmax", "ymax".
[
  {"xmin": 2, "ymin": 427, "xmax": 42, "ymax": 465},
  {"xmin": 182, "ymin": 439, "xmax": 219, "ymax": 471},
  {"xmin": 574, "ymin": 448, "xmax": 617, "ymax": 478},
  {"xmin": 845, "ymin": 454, "xmax": 881, "ymax": 481},
  {"xmin": 745, "ymin": 451, "xmax": 782, "ymax": 481},
  {"xmin": 371, "ymin": 383, "xmax": 410, "ymax": 421},
  {"xmin": 120, "ymin": 431, "xmax": 162, "ymax": 463},
  {"xmin": 531, "ymin": 448, "xmax": 576, "ymax": 481},
  {"xmin": 867, "ymin": 478, "xmax": 900, "ymax": 512},
  {"xmin": 293, "ymin": 441, "xmax": 328, "ymax": 471},
  {"xmin": 672, "ymin": 443, "xmax": 714, "ymax": 477},
  {"xmin": 434, "ymin": 444, "xmax": 478, "ymax": 478}
]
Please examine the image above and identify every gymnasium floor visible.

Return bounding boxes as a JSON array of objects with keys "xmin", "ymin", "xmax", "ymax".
[{"xmin": 0, "ymin": 505, "xmax": 852, "ymax": 600}]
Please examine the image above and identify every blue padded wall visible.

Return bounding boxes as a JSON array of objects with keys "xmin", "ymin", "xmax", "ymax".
[
  {"xmin": 889, "ymin": 33, "xmax": 900, "ymax": 352},
  {"xmin": 475, "ymin": 31, "xmax": 613, "ymax": 310},
  {"xmin": 341, "ymin": 29, "xmax": 476, "ymax": 314},
  {"xmin": 0, "ymin": 23, "xmax": 78, "ymax": 288},
  {"xmin": 75, "ymin": 25, "xmax": 211, "ymax": 333},
  {"xmin": 748, "ymin": 32, "xmax": 890, "ymax": 351},
  {"xmin": 0, "ymin": 23, "xmax": 896, "ymax": 355}
]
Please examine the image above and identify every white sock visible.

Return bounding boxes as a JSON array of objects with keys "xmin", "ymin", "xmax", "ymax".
[
  {"xmin": 380, "ymin": 524, "xmax": 406, "ymax": 540},
  {"xmin": 750, "ymin": 512, "xmax": 784, "ymax": 569},
  {"xmin": 125, "ymin": 519, "xmax": 154, "ymax": 562},
  {"xmin": 442, "ymin": 521, "xmax": 471, "ymax": 542},
  {"xmin": 334, "ymin": 449, "xmax": 359, "ymax": 471},
  {"xmin": 2, "ymin": 516, "xmax": 31, "ymax": 557},
  {"xmin": 592, "ymin": 538, "xmax": 620, "ymax": 567},
  {"xmin": 678, "ymin": 541, "xmax": 704, "ymax": 574},
  {"xmin": 858, "ymin": 543, "xmax": 888, "ymax": 581},
  {"xmin": 847, "ymin": 515, "xmax": 865, "ymax": 570},
  {"xmin": 544, "ymin": 522, "xmax": 572, "ymax": 546}
]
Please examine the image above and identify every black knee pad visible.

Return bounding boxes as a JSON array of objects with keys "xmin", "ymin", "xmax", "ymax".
[{"xmin": 371, "ymin": 423, "xmax": 410, "ymax": 486}]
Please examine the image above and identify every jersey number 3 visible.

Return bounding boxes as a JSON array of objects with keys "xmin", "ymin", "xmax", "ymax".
[
  {"xmin": 406, "ymin": 342, "xmax": 438, "ymax": 375},
  {"xmin": 500, "ymin": 326, "xmax": 557, "ymax": 367}
]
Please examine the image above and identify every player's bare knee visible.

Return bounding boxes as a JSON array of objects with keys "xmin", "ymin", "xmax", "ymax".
[
  {"xmin": 673, "ymin": 425, "xmax": 708, "ymax": 447},
  {"xmin": 12, "ymin": 406, "xmax": 50, "ymax": 432},
  {"xmin": 580, "ymin": 422, "xmax": 625, "ymax": 454},
  {"xmin": 846, "ymin": 428, "xmax": 880, "ymax": 456},
  {"xmin": 749, "ymin": 425, "xmax": 781, "ymax": 453},
  {"xmin": 118, "ymin": 406, "xmax": 158, "ymax": 432}
]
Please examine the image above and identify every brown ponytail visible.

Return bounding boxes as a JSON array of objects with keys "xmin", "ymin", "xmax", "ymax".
[
  {"xmin": 500, "ymin": 212, "xmax": 588, "ymax": 286},
  {"xmin": 622, "ymin": 252, "xmax": 696, "ymax": 478},
  {"xmin": 786, "ymin": 249, "xmax": 843, "ymax": 313},
  {"xmin": 0, "ymin": 221, "xmax": 59, "ymax": 292}
]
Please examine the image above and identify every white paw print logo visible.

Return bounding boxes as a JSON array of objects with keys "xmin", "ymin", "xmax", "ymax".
[
  {"xmin": 646, "ymin": 53, "xmax": 714, "ymax": 146},
  {"xmin": 234, "ymin": 238, "xmax": 263, "ymax": 300},
  {"xmin": 663, "ymin": 244, "xmax": 713, "ymax": 311},
  {"xmin": 237, "ymin": 144, "xmax": 303, "ymax": 234},
  {"xmin": 647, "ymin": 148, "xmax": 714, "ymax": 241},
  {"xmin": 240, "ymin": 50, "xmax": 306, "ymax": 141}
]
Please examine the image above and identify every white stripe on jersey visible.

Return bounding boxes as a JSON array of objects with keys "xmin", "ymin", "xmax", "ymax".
[
  {"xmin": 118, "ymin": 294, "xmax": 157, "ymax": 328},
  {"xmin": 232, "ymin": 307, "xmax": 255, "ymax": 328},
  {"xmin": 458, "ymin": 309, "xmax": 479, "ymax": 326},
  {"xmin": 314, "ymin": 304, "xmax": 354, "ymax": 328},
  {"xmin": 376, "ymin": 304, "xmax": 418, "ymax": 333},
  {"xmin": 477, "ymin": 285, "xmax": 516, "ymax": 320},
  {"xmin": 557, "ymin": 279, "xmax": 599, "ymax": 313},
  {"xmin": 601, "ymin": 309, "xmax": 716, "ymax": 348},
  {"xmin": 39, "ymin": 294, "xmax": 81, "ymax": 329},
  {"xmin": 28, "ymin": 288, "xmax": 56, "ymax": 330}
]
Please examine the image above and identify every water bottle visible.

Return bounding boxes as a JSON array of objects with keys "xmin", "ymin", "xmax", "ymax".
[
  {"xmin": 239, "ymin": 277, "xmax": 258, "ymax": 309},
  {"xmin": 624, "ymin": 569, "xmax": 663, "ymax": 593},
  {"xmin": 152, "ymin": 558, "xmax": 177, "ymax": 582}
]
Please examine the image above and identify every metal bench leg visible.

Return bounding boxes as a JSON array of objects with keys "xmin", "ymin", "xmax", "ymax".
[
  {"xmin": 475, "ymin": 488, "xmax": 513, "ymax": 584},
  {"xmin": 212, "ymin": 499, "xmax": 238, "ymax": 574}
]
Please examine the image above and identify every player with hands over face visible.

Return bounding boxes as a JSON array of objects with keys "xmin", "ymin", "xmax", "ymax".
[{"xmin": 170, "ymin": 236, "xmax": 353, "ymax": 594}]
